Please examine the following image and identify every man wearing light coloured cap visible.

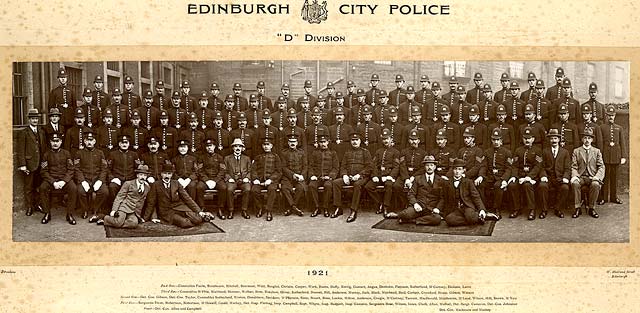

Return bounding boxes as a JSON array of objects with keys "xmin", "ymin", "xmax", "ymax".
[
  {"xmin": 196, "ymin": 138, "xmax": 228, "ymax": 220},
  {"xmin": 538, "ymin": 128, "xmax": 571, "ymax": 219},
  {"xmin": 122, "ymin": 110, "xmax": 148, "ymax": 152},
  {"xmin": 106, "ymin": 134, "xmax": 140, "ymax": 225},
  {"xmin": 583, "ymin": 82, "xmax": 605, "ymax": 125},
  {"xmin": 103, "ymin": 164, "xmax": 151, "ymax": 229},
  {"xmin": 570, "ymin": 127, "xmax": 605, "ymax": 219},
  {"xmin": 74, "ymin": 131, "xmax": 109, "ymax": 222},
  {"xmin": 416, "ymin": 74, "xmax": 435, "ymax": 105},
  {"xmin": 91, "ymin": 75, "xmax": 111, "ymax": 111},
  {"xmin": 512, "ymin": 126, "xmax": 543, "ymax": 220},
  {"xmin": 153, "ymin": 80, "xmax": 169, "ymax": 111},
  {"xmin": 79, "ymin": 87, "xmax": 100, "ymax": 128},
  {"xmin": 331, "ymin": 132, "xmax": 373, "ymax": 223},
  {"xmin": 527, "ymin": 79, "xmax": 551, "ymax": 130},
  {"xmin": 393, "ymin": 129, "xmax": 427, "ymax": 210},
  {"xmin": 140, "ymin": 90, "xmax": 160, "ymax": 131},
  {"xmin": 296, "ymin": 80, "xmax": 317, "ymax": 112},
  {"xmin": 396, "ymin": 155, "xmax": 445, "ymax": 226},
  {"xmin": 577, "ymin": 102, "xmax": 603, "ymax": 150},
  {"xmin": 478, "ymin": 127, "xmax": 518, "ymax": 219},
  {"xmin": 178, "ymin": 112, "xmax": 205, "ymax": 155},
  {"xmin": 64, "ymin": 107, "xmax": 91, "ymax": 155},
  {"xmin": 308, "ymin": 134, "xmax": 339, "ymax": 218},
  {"xmin": 194, "ymin": 91, "xmax": 214, "ymax": 130},
  {"xmin": 208, "ymin": 82, "xmax": 223, "ymax": 112},
  {"xmin": 223, "ymin": 138, "xmax": 252, "ymax": 219},
  {"xmin": 365, "ymin": 74, "xmax": 380, "ymax": 106},
  {"xmin": 107, "ymin": 88, "xmax": 128, "ymax": 129},
  {"xmin": 598, "ymin": 105, "xmax": 627, "ymax": 205},
  {"xmin": 168, "ymin": 90, "xmax": 187, "ymax": 130},
  {"xmin": 48, "ymin": 68, "xmax": 77, "ymax": 129},
  {"xmin": 465, "ymin": 72, "xmax": 486, "ymax": 105},
  {"xmin": 551, "ymin": 77, "xmax": 579, "ymax": 124},
  {"xmin": 389, "ymin": 74, "xmax": 407, "ymax": 107},
  {"xmin": 365, "ymin": 128, "xmax": 401, "ymax": 218}
]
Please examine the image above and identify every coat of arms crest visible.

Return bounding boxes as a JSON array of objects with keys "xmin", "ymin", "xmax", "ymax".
[{"xmin": 301, "ymin": 0, "xmax": 328, "ymax": 24}]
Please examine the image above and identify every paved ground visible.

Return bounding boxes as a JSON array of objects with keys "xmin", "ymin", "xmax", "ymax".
[{"xmin": 12, "ymin": 194, "xmax": 628, "ymax": 242}]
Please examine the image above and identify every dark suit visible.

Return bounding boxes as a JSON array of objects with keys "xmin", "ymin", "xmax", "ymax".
[
  {"xmin": 437, "ymin": 178, "xmax": 486, "ymax": 226},
  {"xmin": 397, "ymin": 173, "xmax": 444, "ymax": 225},
  {"xmin": 224, "ymin": 154, "xmax": 252, "ymax": 212},
  {"xmin": 539, "ymin": 146, "xmax": 571, "ymax": 213},
  {"xmin": 16, "ymin": 126, "xmax": 45, "ymax": 210},
  {"xmin": 145, "ymin": 180, "xmax": 203, "ymax": 228}
]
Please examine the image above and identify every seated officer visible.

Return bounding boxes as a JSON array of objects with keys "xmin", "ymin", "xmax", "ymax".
[
  {"xmin": 396, "ymin": 155, "xmax": 444, "ymax": 225},
  {"xmin": 393, "ymin": 129, "xmax": 427, "ymax": 211},
  {"xmin": 478, "ymin": 128, "xmax": 518, "ymax": 219},
  {"xmin": 512, "ymin": 127, "xmax": 544, "ymax": 220},
  {"xmin": 280, "ymin": 134, "xmax": 308, "ymax": 217},
  {"xmin": 74, "ymin": 131, "xmax": 109, "ymax": 222},
  {"xmin": 196, "ymin": 138, "xmax": 227, "ymax": 220},
  {"xmin": 438, "ymin": 159, "xmax": 499, "ymax": 226},
  {"xmin": 172, "ymin": 139, "xmax": 198, "ymax": 200},
  {"xmin": 308, "ymin": 134, "xmax": 339, "ymax": 218},
  {"xmin": 250, "ymin": 136, "xmax": 282, "ymax": 221},
  {"xmin": 39, "ymin": 133, "xmax": 78, "ymax": 225},
  {"xmin": 145, "ymin": 163, "xmax": 214, "ymax": 228},
  {"xmin": 223, "ymin": 138, "xmax": 252, "ymax": 219},
  {"xmin": 331, "ymin": 132, "xmax": 373, "ymax": 223},
  {"xmin": 365, "ymin": 128, "xmax": 400, "ymax": 218},
  {"xmin": 103, "ymin": 164, "xmax": 151, "ymax": 228},
  {"xmin": 570, "ymin": 127, "xmax": 605, "ymax": 219},
  {"xmin": 538, "ymin": 129, "xmax": 571, "ymax": 219}
]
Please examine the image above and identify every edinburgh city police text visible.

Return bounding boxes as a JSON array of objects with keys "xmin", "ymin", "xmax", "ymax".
[{"xmin": 186, "ymin": 4, "xmax": 450, "ymax": 15}]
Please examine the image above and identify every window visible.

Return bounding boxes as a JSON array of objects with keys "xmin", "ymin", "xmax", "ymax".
[
  {"xmin": 587, "ymin": 63, "xmax": 596, "ymax": 84},
  {"xmin": 373, "ymin": 61, "xmax": 392, "ymax": 65},
  {"xmin": 443, "ymin": 61, "xmax": 466, "ymax": 77},
  {"xmin": 508, "ymin": 62, "xmax": 524, "ymax": 79},
  {"xmin": 614, "ymin": 66, "xmax": 624, "ymax": 98},
  {"xmin": 107, "ymin": 62, "xmax": 120, "ymax": 71},
  {"xmin": 140, "ymin": 61, "xmax": 151, "ymax": 79},
  {"xmin": 107, "ymin": 76, "xmax": 120, "ymax": 94},
  {"xmin": 13, "ymin": 63, "xmax": 26, "ymax": 125},
  {"xmin": 65, "ymin": 67, "xmax": 83, "ymax": 102},
  {"xmin": 141, "ymin": 83, "xmax": 151, "ymax": 94}
]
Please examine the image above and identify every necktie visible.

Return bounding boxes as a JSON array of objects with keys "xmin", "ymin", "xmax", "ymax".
[
  {"xmin": 138, "ymin": 184, "xmax": 143, "ymax": 194},
  {"xmin": 427, "ymin": 175, "xmax": 432, "ymax": 185},
  {"xmin": 165, "ymin": 183, "xmax": 169, "ymax": 189},
  {"xmin": 553, "ymin": 148, "xmax": 557, "ymax": 159}
]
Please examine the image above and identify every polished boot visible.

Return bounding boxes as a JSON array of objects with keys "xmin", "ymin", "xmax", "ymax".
[
  {"xmin": 283, "ymin": 209, "xmax": 292, "ymax": 216},
  {"xmin": 323, "ymin": 209, "xmax": 330, "ymax": 217},
  {"xmin": 41, "ymin": 213, "xmax": 51, "ymax": 224},
  {"xmin": 96, "ymin": 218, "xmax": 104, "ymax": 225},
  {"xmin": 613, "ymin": 198, "xmax": 623, "ymax": 204},
  {"xmin": 241, "ymin": 210, "xmax": 250, "ymax": 219},
  {"xmin": 572, "ymin": 208, "xmax": 581, "ymax": 218},
  {"xmin": 384, "ymin": 209, "xmax": 398, "ymax": 219},
  {"xmin": 485, "ymin": 212, "xmax": 501, "ymax": 221},
  {"xmin": 256, "ymin": 209, "xmax": 263, "ymax": 218},
  {"xmin": 509, "ymin": 210, "xmax": 520, "ymax": 218},
  {"xmin": 554, "ymin": 210, "xmax": 564, "ymax": 218},
  {"xmin": 597, "ymin": 199, "xmax": 606, "ymax": 205},
  {"xmin": 376, "ymin": 204, "xmax": 383, "ymax": 214},
  {"xmin": 310, "ymin": 208, "xmax": 320, "ymax": 217},
  {"xmin": 266, "ymin": 211, "xmax": 273, "ymax": 221},
  {"xmin": 588, "ymin": 208, "xmax": 599, "ymax": 218},
  {"xmin": 330, "ymin": 208, "xmax": 343, "ymax": 218},
  {"xmin": 66, "ymin": 214, "xmax": 76, "ymax": 225},
  {"xmin": 88, "ymin": 215, "xmax": 99, "ymax": 223},
  {"xmin": 227, "ymin": 211, "xmax": 234, "ymax": 219},
  {"xmin": 527, "ymin": 210, "xmax": 535, "ymax": 220},
  {"xmin": 292, "ymin": 206, "xmax": 304, "ymax": 216},
  {"xmin": 217, "ymin": 209, "xmax": 226, "ymax": 220},
  {"xmin": 82, "ymin": 211, "xmax": 89, "ymax": 219},
  {"xmin": 538, "ymin": 210, "xmax": 547, "ymax": 219},
  {"xmin": 26, "ymin": 207, "xmax": 33, "ymax": 216},
  {"xmin": 346, "ymin": 210, "xmax": 357, "ymax": 223}
]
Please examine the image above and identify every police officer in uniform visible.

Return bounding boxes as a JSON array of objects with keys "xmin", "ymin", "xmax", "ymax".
[
  {"xmin": 512, "ymin": 127, "xmax": 544, "ymax": 220},
  {"xmin": 168, "ymin": 90, "xmax": 187, "ymax": 130},
  {"xmin": 96, "ymin": 108, "xmax": 119, "ymax": 153},
  {"xmin": 545, "ymin": 67, "xmax": 567, "ymax": 103},
  {"xmin": 577, "ymin": 103, "xmax": 604, "ymax": 150},
  {"xmin": 141, "ymin": 136, "xmax": 170, "ymax": 185},
  {"xmin": 39, "ymin": 133, "xmax": 78, "ymax": 224},
  {"xmin": 598, "ymin": 105, "xmax": 627, "ymax": 205},
  {"xmin": 107, "ymin": 88, "xmax": 129, "ymax": 129},
  {"xmin": 122, "ymin": 75, "xmax": 142, "ymax": 117},
  {"xmin": 151, "ymin": 110, "xmax": 178, "ymax": 158},
  {"xmin": 251, "ymin": 136, "xmax": 283, "ymax": 220},
  {"xmin": 356, "ymin": 105, "xmax": 381, "ymax": 155},
  {"xmin": 179, "ymin": 112, "xmax": 206, "ymax": 156},
  {"xmin": 230, "ymin": 112, "xmax": 256, "ymax": 158},
  {"xmin": 206, "ymin": 110, "xmax": 232, "ymax": 157},
  {"xmin": 430, "ymin": 129, "xmax": 457, "ymax": 178},
  {"xmin": 180, "ymin": 80, "xmax": 196, "ymax": 113},
  {"xmin": 520, "ymin": 72, "xmax": 538, "ymax": 103},
  {"xmin": 441, "ymin": 76, "xmax": 460, "ymax": 106},
  {"xmin": 208, "ymin": 82, "xmax": 224, "ymax": 112},
  {"xmin": 505, "ymin": 81, "xmax": 525, "ymax": 131},
  {"xmin": 488, "ymin": 104, "xmax": 516, "ymax": 152},
  {"xmin": 152, "ymin": 80, "xmax": 169, "ymax": 111},
  {"xmin": 551, "ymin": 78, "xmax": 579, "ymax": 124},
  {"xmin": 465, "ymin": 72, "xmax": 486, "ymax": 105},
  {"xmin": 246, "ymin": 94, "xmax": 263, "ymax": 129},
  {"xmin": 423, "ymin": 82, "xmax": 444, "ymax": 124},
  {"xmin": 91, "ymin": 75, "xmax": 111, "ymax": 112},
  {"xmin": 123, "ymin": 110, "xmax": 148, "ymax": 153},
  {"xmin": 365, "ymin": 74, "xmax": 380, "ymax": 106},
  {"xmin": 328, "ymin": 106, "xmax": 354, "ymax": 160},
  {"xmin": 398, "ymin": 85, "xmax": 419, "ymax": 125},
  {"xmin": 80, "ymin": 87, "xmax": 100, "ymax": 129},
  {"xmin": 528, "ymin": 79, "xmax": 552, "ymax": 130},
  {"xmin": 297, "ymin": 80, "xmax": 317, "ymax": 111},
  {"xmin": 479, "ymin": 84, "xmax": 498, "ymax": 125},
  {"xmin": 462, "ymin": 105, "xmax": 487, "ymax": 149},
  {"xmin": 393, "ymin": 130, "xmax": 427, "ymax": 211},
  {"xmin": 389, "ymin": 74, "xmax": 407, "ymax": 107},
  {"xmin": 416, "ymin": 74, "xmax": 435, "ymax": 106},
  {"xmin": 583, "ymin": 82, "xmax": 605, "ymax": 125},
  {"xmin": 64, "ymin": 108, "xmax": 92, "ymax": 156},
  {"xmin": 478, "ymin": 128, "xmax": 519, "ymax": 219},
  {"xmin": 280, "ymin": 134, "xmax": 308, "ymax": 217},
  {"xmin": 550, "ymin": 103, "xmax": 579, "ymax": 153},
  {"xmin": 172, "ymin": 139, "xmax": 199, "ymax": 200},
  {"xmin": 494, "ymin": 73, "xmax": 511, "ymax": 104},
  {"xmin": 431, "ymin": 105, "xmax": 461, "ymax": 151},
  {"xmin": 196, "ymin": 138, "xmax": 227, "ymax": 219},
  {"xmin": 308, "ymin": 134, "xmax": 339, "ymax": 218},
  {"xmin": 256, "ymin": 81, "xmax": 273, "ymax": 111},
  {"xmin": 140, "ymin": 90, "xmax": 160, "ymax": 131},
  {"xmin": 47, "ymin": 68, "xmax": 77, "ymax": 130},
  {"xmin": 344, "ymin": 80, "xmax": 357, "ymax": 110},
  {"xmin": 74, "ymin": 131, "xmax": 109, "ymax": 222},
  {"xmin": 365, "ymin": 128, "xmax": 400, "ymax": 218}
]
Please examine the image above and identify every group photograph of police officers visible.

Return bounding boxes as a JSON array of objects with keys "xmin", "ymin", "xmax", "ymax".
[{"xmin": 12, "ymin": 61, "xmax": 629, "ymax": 242}]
